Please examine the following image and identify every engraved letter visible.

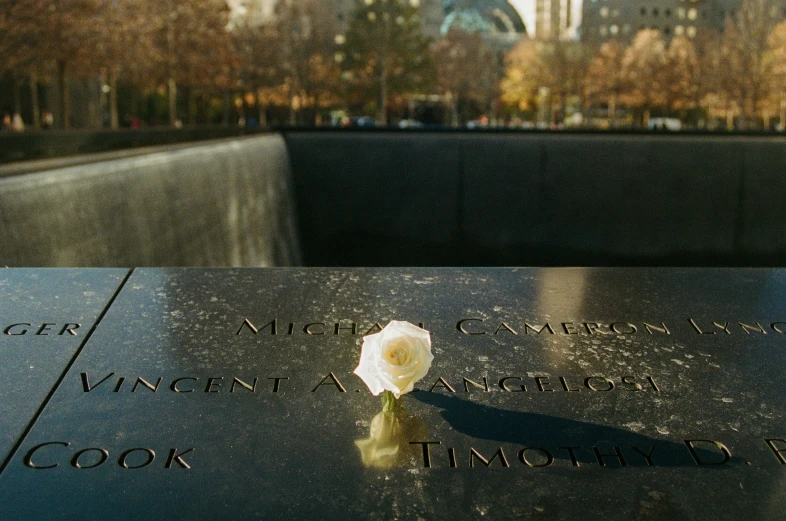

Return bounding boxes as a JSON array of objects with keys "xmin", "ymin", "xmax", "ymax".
[
  {"xmin": 561, "ymin": 323, "xmax": 579, "ymax": 335},
  {"xmin": 4, "ymin": 323, "xmax": 30, "ymax": 335},
  {"xmin": 457, "ymin": 318, "xmax": 486, "ymax": 335},
  {"xmin": 59, "ymin": 323, "xmax": 80, "ymax": 336},
  {"xmin": 24, "ymin": 442, "xmax": 69, "ymax": 469},
  {"xmin": 469, "ymin": 447, "xmax": 509, "ymax": 468},
  {"xmin": 585, "ymin": 376, "xmax": 615, "ymax": 391},
  {"xmin": 409, "ymin": 441, "xmax": 441, "ymax": 468},
  {"xmin": 311, "ymin": 372, "xmax": 346, "ymax": 392},
  {"xmin": 771, "ymin": 322, "xmax": 786, "ymax": 334},
  {"xmin": 764, "ymin": 439, "xmax": 786, "ymax": 464},
  {"xmin": 499, "ymin": 377, "xmax": 526, "ymax": 392},
  {"xmin": 334, "ymin": 322, "xmax": 357, "ymax": 335},
  {"xmin": 584, "ymin": 323, "xmax": 607, "ymax": 335},
  {"xmin": 119, "ymin": 448, "xmax": 155, "ymax": 469},
  {"xmin": 131, "ymin": 377, "xmax": 162, "ymax": 393},
  {"xmin": 304, "ymin": 323, "xmax": 326, "ymax": 335},
  {"xmin": 448, "ymin": 447, "xmax": 458, "ymax": 468},
  {"xmin": 518, "ymin": 447, "xmax": 553, "ymax": 467},
  {"xmin": 170, "ymin": 377, "xmax": 197, "ymax": 393},
  {"xmin": 621, "ymin": 376, "xmax": 643, "ymax": 391},
  {"xmin": 593, "ymin": 446, "xmax": 627, "ymax": 467},
  {"xmin": 739, "ymin": 322, "xmax": 767, "ymax": 335},
  {"xmin": 684, "ymin": 439, "xmax": 731, "ymax": 465},
  {"xmin": 268, "ymin": 377, "xmax": 289, "ymax": 393},
  {"xmin": 236, "ymin": 318, "xmax": 277, "ymax": 335},
  {"xmin": 364, "ymin": 323, "xmax": 384, "ymax": 335},
  {"xmin": 429, "ymin": 377, "xmax": 456, "ymax": 393},
  {"xmin": 36, "ymin": 323, "xmax": 55, "ymax": 335},
  {"xmin": 535, "ymin": 376, "xmax": 553, "ymax": 392},
  {"xmin": 165, "ymin": 448, "xmax": 194, "ymax": 469},
  {"xmin": 644, "ymin": 322, "xmax": 670, "ymax": 335},
  {"xmin": 71, "ymin": 448, "xmax": 109, "ymax": 469},
  {"xmin": 558, "ymin": 446, "xmax": 582, "ymax": 467},
  {"xmin": 559, "ymin": 376, "xmax": 581, "ymax": 392},
  {"xmin": 463, "ymin": 377, "xmax": 489, "ymax": 392},
  {"xmin": 524, "ymin": 323, "xmax": 554, "ymax": 335},
  {"xmin": 689, "ymin": 319, "xmax": 714, "ymax": 334},
  {"xmin": 230, "ymin": 377, "xmax": 257, "ymax": 393},
  {"xmin": 713, "ymin": 322, "xmax": 731, "ymax": 334},
  {"xmin": 631, "ymin": 446, "xmax": 656, "ymax": 466},
  {"xmin": 204, "ymin": 377, "xmax": 223, "ymax": 393},
  {"xmin": 610, "ymin": 323, "xmax": 637, "ymax": 335},
  {"xmin": 493, "ymin": 322, "xmax": 517, "ymax": 335},
  {"xmin": 80, "ymin": 372, "xmax": 115, "ymax": 392}
]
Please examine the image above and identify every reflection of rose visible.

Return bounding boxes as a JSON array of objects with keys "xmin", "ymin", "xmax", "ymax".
[
  {"xmin": 354, "ymin": 321, "xmax": 433, "ymax": 398},
  {"xmin": 355, "ymin": 410, "xmax": 427, "ymax": 468}
]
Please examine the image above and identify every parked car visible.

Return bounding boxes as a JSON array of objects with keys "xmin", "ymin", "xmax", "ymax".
[
  {"xmin": 347, "ymin": 116, "xmax": 377, "ymax": 128},
  {"xmin": 648, "ymin": 118, "xmax": 682, "ymax": 131}
]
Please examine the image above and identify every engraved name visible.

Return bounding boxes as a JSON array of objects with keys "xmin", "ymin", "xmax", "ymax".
[
  {"xmin": 309, "ymin": 373, "xmax": 661, "ymax": 393},
  {"xmin": 408, "ymin": 440, "xmax": 735, "ymax": 468},
  {"xmin": 80, "ymin": 373, "xmax": 289, "ymax": 393},
  {"xmin": 236, "ymin": 318, "xmax": 426, "ymax": 336},
  {"xmin": 3, "ymin": 323, "xmax": 80, "ymax": 336},
  {"xmin": 23, "ymin": 443, "xmax": 193, "ymax": 470}
]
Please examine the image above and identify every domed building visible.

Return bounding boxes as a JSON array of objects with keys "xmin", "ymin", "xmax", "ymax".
[{"xmin": 439, "ymin": 0, "xmax": 527, "ymax": 48}]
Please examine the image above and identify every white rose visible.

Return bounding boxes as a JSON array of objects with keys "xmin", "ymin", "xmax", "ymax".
[{"xmin": 353, "ymin": 320, "xmax": 433, "ymax": 398}]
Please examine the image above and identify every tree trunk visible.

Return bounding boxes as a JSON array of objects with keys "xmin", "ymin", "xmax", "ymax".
[
  {"xmin": 379, "ymin": 70, "xmax": 388, "ymax": 125},
  {"xmin": 188, "ymin": 87, "xmax": 197, "ymax": 125},
  {"xmin": 780, "ymin": 98, "xmax": 786, "ymax": 131},
  {"xmin": 609, "ymin": 94, "xmax": 617, "ymax": 128},
  {"xmin": 57, "ymin": 60, "xmax": 70, "ymax": 129},
  {"xmin": 223, "ymin": 90, "xmax": 231, "ymax": 126},
  {"xmin": 378, "ymin": 18, "xmax": 390, "ymax": 126},
  {"xmin": 313, "ymin": 95, "xmax": 321, "ymax": 126},
  {"xmin": 12, "ymin": 75, "xmax": 22, "ymax": 117},
  {"xmin": 30, "ymin": 73, "xmax": 40, "ymax": 130},
  {"xmin": 109, "ymin": 69, "xmax": 119, "ymax": 129},
  {"xmin": 258, "ymin": 93, "xmax": 267, "ymax": 127},
  {"xmin": 168, "ymin": 77, "xmax": 178, "ymax": 126}
]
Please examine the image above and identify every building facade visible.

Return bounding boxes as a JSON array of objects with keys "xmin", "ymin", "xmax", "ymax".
[
  {"xmin": 230, "ymin": 0, "xmax": 527, "ymax": 46},
  {"xmin": 535, "ymin": 0, "xmax": 575, "ymax": 39},
  {"xmin": 581, "ymin": 0, "xmax": 786, "ymax": 44}
]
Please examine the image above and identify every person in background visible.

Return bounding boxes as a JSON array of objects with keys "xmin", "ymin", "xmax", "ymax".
[
  {"xmin": 40, "ymin": 110, "xmax": 53, "ymax": 129},
  {"xmin": 11, "ymin": 113, "xmax": 24, "ymax": 132},
  {"xmin": 1, "ymin": 113, "xmax": 11, "ymax": 131}
]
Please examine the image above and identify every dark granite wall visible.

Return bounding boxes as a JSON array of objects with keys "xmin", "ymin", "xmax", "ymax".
[
  {"xmin": 0, "ymin": 135, "xmax": 301, "ymax": 267},
  {"xmin": 2, "ymin": 131, "xmax": 785, "ymax": 267},
  {"xmin": 284, "ymin": 131, "xmax": 786, "ymax": 266}
]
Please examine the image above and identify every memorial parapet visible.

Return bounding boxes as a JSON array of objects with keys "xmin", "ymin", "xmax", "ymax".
[{"xmin": 1, "ymin": 267, "xmax": 786, "ymax": 519}]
